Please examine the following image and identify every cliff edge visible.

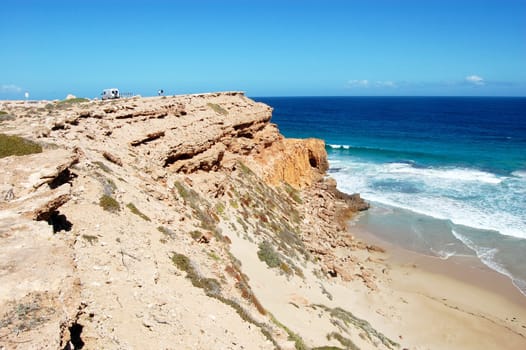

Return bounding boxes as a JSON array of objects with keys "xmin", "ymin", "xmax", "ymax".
[{"xmin": 0, "ymin": 93, "xmax": 394, "ymax": 350}]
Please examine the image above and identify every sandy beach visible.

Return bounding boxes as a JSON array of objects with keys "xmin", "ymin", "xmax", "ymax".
[{"xmin": 348, "ymin": 223, "xmax": 526, "ymax": 349}]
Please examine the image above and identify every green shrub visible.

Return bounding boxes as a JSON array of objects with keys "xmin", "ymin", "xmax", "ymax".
[
  {"xmin": 0, "ymin": 134, "xmax": 42, "ymax": 158},
  {"xmin": 279, "ymin": 262, "xmax": 293, "ymax": 276},
  {"xmin": 325, "ymin": 332, "xmax": 359, "ymax": 350},
  {"xmin": 190, "ymin": 230, "xmax": 202, "ymax": 240},
  {"xmin": 215, "ymin": 202, "xmax": 225, "ymax": 215},
  {"xmin": 171, "ymin": 252, "xmax": 191, "ymax": 272},
  {"xmin": 99, "ymin": 195, "xmax": 120, "ymax": 212},
  {"xmin": 208, "ymin": 251, "xmax": 220, "ymax": 261},
  {"xmin": 257, "ymin": 241, "xmax": 281, "ymax": 268},
  {"xmin": 171, "ymin": 252, "xmax": 221, "ymax": 296},
  {"xmin": 126, "ymin": 203, "xmax": 151, "ymax": 221},
  {"xmin": 313, "ymin": 304, "xmax": 399, "ymax": 350}
]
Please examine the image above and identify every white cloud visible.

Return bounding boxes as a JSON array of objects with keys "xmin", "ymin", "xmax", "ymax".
[
  {"xmin": 375, "ymin": 81, "xmax": 397, "ymax": 88},
  {"xmin": 465, "ymin": 75, "xmax": 485, "ymax": 85},
  {"xmin": 346, "ymin": 79, "xmax": 398, "ymax": 89},
  {"xmin": 346, "ymin": 79, "xmax": 370, "ymax": 88},
  {"xmin": 1, "ymin": 84, "xmax": 23, "ymax": 93}
]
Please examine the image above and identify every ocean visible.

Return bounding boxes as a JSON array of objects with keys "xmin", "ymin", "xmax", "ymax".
[{"xmin": 254, "ymin": 96, "xmax": 526, "ymax": 295}]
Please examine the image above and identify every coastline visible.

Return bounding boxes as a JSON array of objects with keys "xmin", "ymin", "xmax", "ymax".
[
  {"xmin": 346, "ymin": 214, "xmax": 526, "ymax": 348},
  {"xmin": 2, "ymin": 94, "xmax": 525, "ymax": 349}
]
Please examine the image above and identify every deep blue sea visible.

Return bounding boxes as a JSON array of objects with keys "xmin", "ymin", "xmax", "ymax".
[{"xmin": 255, "ymin": 96, "xmax": 526, "ymax": 295}]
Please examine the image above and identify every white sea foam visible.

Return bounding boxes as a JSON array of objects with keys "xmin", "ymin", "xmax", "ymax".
[
  {"xmin": 429, "ymin": 248, "xmax": 456, "ymax": 260},
  {"xmin": 512, "ymin": 170, "xmax": 526, "ymax": 178},
  {"xmin": 328, "ymin": 144, "xmax": 351, "ymax": 149},
  {"xmin": 387, "ymin": 163, "xmax": 503, "ymax": 184},
  {"xmin": 329, "ymin": 157, "xmax": 526, "ymax": 240},
  {"xmin": 451, "ymin": 229, "xmax": 526, "ymax": 296}
]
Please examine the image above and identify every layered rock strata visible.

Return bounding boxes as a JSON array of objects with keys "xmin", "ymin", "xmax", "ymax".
[{"xmin": 0, "ymin": 92, "xmax": 390, "ymax": 350}]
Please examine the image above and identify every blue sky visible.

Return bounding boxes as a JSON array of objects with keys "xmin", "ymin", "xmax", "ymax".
[{"xmin": 1, "ymin": 0, "xmax": 525, "ymax": 99}]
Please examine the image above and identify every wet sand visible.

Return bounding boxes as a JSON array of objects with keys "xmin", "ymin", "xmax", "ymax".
[
  {"xmin": 342, "ymin": 219, "xmax": 526, "ymax": 349},
  {"xmin": 351, "ymin": 223, "xmax": 526, "ymax": 308}
]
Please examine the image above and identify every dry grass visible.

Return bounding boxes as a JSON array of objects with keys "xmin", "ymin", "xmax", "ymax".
[
  {"xmin": 99, "ymin": 195, "xmax": 120, "ymax": 213},
  {"xmin": 81, "ymin": 234, "xmax": 99, "ymax": 244},
  {"xmin": 326, "ymin": 332, "xmax": 359, "ymax": 350},
  {"xmin": 170, "ymin": 251, "xmax": 277, "ymax": 346},
  {"xmin": 269, "ymin": 313, "xmax": 308, "ymax": 350},
  {"xmin": 57, "ymin": 97, "xmax": 89, "ymax": 105},
  {"xmin": 207, "ymin": 103, "xmax": 228, "ymax": 115},
  {"xmin": 0, "ymin": 111, "xmax": 15, "ymax": 122},
  {"xmin": 126, "ymin": 203, "xmax": 151, "ymax": 221},
  {"xmin": 0, "ymin": 294, "xmax": 55, "ymax": 335},
  {"xmin": 0, "ymin": 134, "xmax": 42, "ymax": 158},
  {"xmin": 93, "ymin": 160, "xmax": 112, "ymax": 173},
  {"xmin": 312, "ymin": 304, "xmax": 399, "ymax": 350}
]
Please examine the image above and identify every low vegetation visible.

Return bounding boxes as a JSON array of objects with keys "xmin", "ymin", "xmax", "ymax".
[
  {"xmin": 158, "ymin": 226, "xmax": 176, "ymax": 239},
  {"xmin": 173, "ymin": 180, "xmax": 221, "ymax": 235},
  {"xmin": 81, "ymin": 234, "xmax": 99, "ymax": 244},
  {"xmin": 207, "ymin": 102, "xmax": 228, "ymax": 115},
  {"xmin": 96, "ymin": 175, "xmax": 117, "ymax": 195},
  {"xmin": 269, "ymin": 313, "xmax": 307, "ymax": 350},
  {"xmin": 257, "ymin": 240, "xmax": 299, "ymax": 278},
  {"xmin": 0, "ymin": 111, "xmax": 15, "ymax": 122},
  {"xmin": 312, "ymin": 304, "xmax": 399, "ymax": 350},
  {"xmin": 0, "ymin": 133, "xmax": 42, "ymax": 158},
  {"xmin": 171, "ymin": 252, "xmax": 221, "ymax": 296},
  {"xmin": 326, "ymin": 332, "xmax": 359, "ymax": 350},
  {"xmin": 57, "ymin": 97, "xmax": 90, "ymax": 105},
  {"xmin": 225, "ymin": 264, "xmax": 266, "ymax": 315},
  {"xmin": 284, "ymin": 182, "xmax": 302, "ymax": 204},
  {"xmin": 257, "ymin": 241, "xmax": 281, "ymax": 268},
  {"xmin": 189, "ymin": 230, "xmax": 202, "ymax": 240},
  {"xmin": 171, "ymin": 252, "xmax": 277, "ymax": 347},
  {"xmin": 0, "ymin": 296, "xmax": 54, "ymax": 335},
  {"xmin": 126, "ymin": 203, "xmax": 151, "ymax": 221},
  {"xmin": 99, "ymin": 195, "xmax": 120, "ymax": 213},
  {"xmin": 94, "ymin": 160, "xmax": 112, "ymax": 173}
]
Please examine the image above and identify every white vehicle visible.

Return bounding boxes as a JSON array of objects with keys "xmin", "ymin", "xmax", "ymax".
[{"xmin": 101, "ymin": 88, "xmax": 120, "ymax": 100}]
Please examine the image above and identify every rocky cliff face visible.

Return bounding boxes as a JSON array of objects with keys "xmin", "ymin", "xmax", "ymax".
[
  {"xmin": 253, "ymin": 138, "xmax": 329, "ymax": 189},
  {"xmin": 0, "ymin": 93, "xmax": 391, "ymax": 350}
]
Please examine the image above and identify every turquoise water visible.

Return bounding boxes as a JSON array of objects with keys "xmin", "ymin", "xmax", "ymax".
[{"xmin": 256, "ymin": 96, "xmax": 526, "ymax": 295}]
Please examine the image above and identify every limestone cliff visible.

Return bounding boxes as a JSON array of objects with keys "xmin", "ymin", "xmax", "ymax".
[
  {"xmin": 0, "ymin": 93, "xmax": 395, "ymax": 350},
  {"xmin": 253, "ymin": 138, "xmax": 329, "ymax": 189}
]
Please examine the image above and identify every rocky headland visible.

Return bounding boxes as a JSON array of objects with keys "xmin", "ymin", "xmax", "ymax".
[{"xmin": 1, "ymin": 93, "xmax": 525, "ymax": 350}]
